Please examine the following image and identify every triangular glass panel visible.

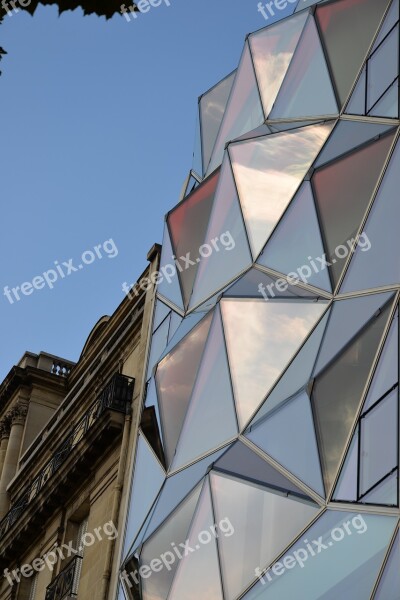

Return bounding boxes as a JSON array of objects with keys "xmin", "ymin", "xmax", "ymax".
[
  {"xmin": 314, "ymin": 292, "xmax": 394, "ymax": 376},
  {"xmin": 157, "ymin": 224, "xmax": 184, "ymax": 310},
  {"xmin": 249, "ymin": 10, "xmax": 308, "ymax": 117},
  {"xmin": 171, "ymin": 308, "xmax": 238, "ymax": 470},
  {"xmin": 374, "ymin": 0, "xmax": 400, "ymax": 50},
  {"xmin": 122, "ymin": 434, "xmax": 165, "ymax": 561},
  {"xmin": 152, "ymin": 299, "xmax": 171, "ymax": 332},
  {"xmin": 146, "ymin": 313, "xmax": 171, "ymax": 380},
  {"xmin": 332, "ymin": 428, "xmax": 359, "ymax": 502},
  {"xmin": 268, "ymin": 119, "xmax": 324, "ymax": 133},
  {"xmin": 230, "ymin": 122, "xmax": 334, "ymax": 259},
  {"xmin": 210, "ymin": 471, "xmax": 318, "ymax": 600},
  {"xmin": 192, "ymin": 109, "xmax": 203, "ymax": 179},
  {"xmin": 251, "ymin": 310, "xmax": 330, "ymax": 423},
  {"xmin": 156, "ymin": 310, "xmax": 213, "ymax": 467},
  {"xmin": 140, "ymin": 482, "xmax": 202, "ymax": 600},
  {"xmin": 312, "ymin": 299, "xmax": 393, "ymax": 493},
  {"xmin": 224, "ymin": 266, "xmax": 318, "ymax": 299},
  {"xmin": 369, "ymin": 78, "xmax": 399, "ymax": 118},
  {"xmin": 214, "ymin": 440, "xmax": 313, "ymax": 499},
  {"xmin": 140, "ymin": 378, "xmax": 165, "ymax": 466},
  {"xmin": 270, "ymin": 16, "xmax": 338, "ymax": 118},
  {"xmin": 189, "ymin": 155, "xmax": 252, "ymax": 309},
  {"xmin": 341, "ymin": 140, "xmax": 400, "ymax": 293},
  {"xmin": 247, "ymin": 390, "xmax": 325, "ymax": 497},
  {"xmin": 168, "ymin": 170, "xmax": 219, "ymax": 308},
  {"xmin": 159, "ymin": 310, "xmax": 209, "ymax": 361},
  {"xmin": 360, "ymin": 389, "xmax": 398, "ymax": 497},
  {"xmin": 316, "ymin": 0, "xmax": 391, "ymax": 106},
  {"xmin": 258, "ymin": 181, "xmax": 331, "ymax": 292},
  {"xmin": 363, "ymin": 471, "xmax": 398, "ymax": 505},
  {"xmin": 363, "ymin": 310, "xmax": 398, "ymax": 412},
  {"xmin": 206, "ymin": 42, "xmax": 264, "ymax": 175},
  {"xmin": 168, "ymin": 478, "xmax": 224, "ymax": 600},
  {"xmin": 374, "ymin": 530, "xmax": 400, "ymax": 599},
  {"xmin": 313, "ymin": 131, "xmax": 395, "ymax": 289},
  {"xmin": 221, "ymin": 297, "xmax": 328, "ymax": 428},
  {"xmin": 143, "ymin": 446, "xmax": 228, "ymax": 545},
  {"xmin": 233, "ymin": 123, "xmax": 272, "ymax": 143},
  {"xmin": 168, "ymin": 310, "xmax": 182, "ymax": 343},
  {"xmin": 367, "ymin": 24, "xmax": 399, "ymax": 111},
  {"xmin": 244, "ymin": 510, "xmax": 398, "ymax": 600},
  {"xmin": 200, "ymin": 71, "xmax": 235, "ymax": 176},
  {"xmin": 315, "ymin": 120, "xmax": 395, "ymax": 168},
  {"xmin": 345, "ymin": 66, "xmax": 367, "ymax": 115}
]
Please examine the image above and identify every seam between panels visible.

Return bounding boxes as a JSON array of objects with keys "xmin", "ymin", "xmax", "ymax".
[
  {"xmin": 218, "ymin": 302, "xmax": 241, "ymax": 435},
  {"xmin": 369, "ymin": 520, "xmax": 400, "ymax": 600},
  {"xmin": 334, "ymin": 127, "xmax": 400, "ymax": 295},
  {"xmin": 208, "ymin": 472, "xmax": 228, "ymax": 600}
]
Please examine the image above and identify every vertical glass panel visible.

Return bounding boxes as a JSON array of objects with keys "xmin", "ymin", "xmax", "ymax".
[
  {"xmin": 244, "ymin": 511, "xmax": 397, "ymax": 600},
  {"xmin": 270, "ymin": 16, "xmax": 338, "ymax": 118},
  {"xmin": 168, "ymin": 170, "xmax": 219, "ymax": 308},
  {"xmin": 211, "ymin": 472, "xmax": 318, "ymax": 600},
  {"xmin": 200, "ymin": 71, "xmax": 235, "ymax": 175},
  {"xmin": 222, "ymin": 297, "xmax": 328, "ymax": 428},
  {"xmin": 367, "ymin": 25, "xmax": 399, "ymax": 110},
  {"xmin": 373, "ymin": 0, "xmax": 400, "ymax": 50},
  {"xmin": 314, "ymin": 292, "xmax": 393, "ymax": 376},
  {"xmin": 247, "ymin": 390, "xmax": 325, "ymax": 497},
  {"xmin": 171, "ymin": 308, "xmax": 238, "ymax": 471},
  {"xmin": 144, "ymin": 446, "xmax": 228, "ymax": 544},
  {"xmin": 122, "ymin": 434, "xmax": 165, "ymax": 560},
  {"xmin": 190, "ymin": 155, "xmax": 252, "ymax": 309},
  {"xmin": 345, "ymin": 66, "xmax": 367, "ymax": 115},
  {"xmin": 369, "ymin": 79, "xmax": 399, "ymax": 118},
  {"xmin": 363, "ymin": 471, "xmax": 398, "ymax": 505},
  {"xmin": 252, "ymin": 311, "xmax": 330, "ymax": 423},
  {"xmin": 141, "ymin": 378, "xmax": 165, "ymax": 466},
  {"xmin": 157, "ymin": 224, "xmax": 184, "ymax": 310},
  {"xmin": 375, "ymin": 530, "xmax": 400, "ymax": 600},
  {"xmin": 249, "ymin": 10, "xmax": 308, "ymax": 116},
  {"xmin": 312, "ymin": 132, "xmax": 395, "ymax": 288},
  {"xmin": 316, "ymin": 0, "xmax": 391, "ymax": 105},
  {"xmin": 206, "ymin": 42, "xmax": 264, "ymax": 175},
  {"xmin": 315, "ymin": 121, "xmax": 394, "ymax": 168},
  {"xmin": 156, "ymin": 311, "xmax": 213, "ymax": 466},
  {"xmin": 333, "ymin": 429, "xmax": 359, "ymax": 502},
  {"xmin": 230, "ymin": 122, "xmax": 334, "ymax": 259},
  {"xmin": 146, "ymin": 315, "xmax": 170, "ymax": 380},
  {"xmin": 153, "ymin": 299, "xmax": 171, "ymax": 332},
  {"xmin": 258, "ymin": 181, "xmax": 331, "ymax": 292},
  {"xmin": 159, "ymin": 311, "xmax": 208, "ymax": 361},
  {"xmin": 214, "ymin": 440, "xmax": 312, "ymax": 498},
  {"xmin": 341, "ymin": 141, "xmax": 400, "ymax": 292},
  {"xmin": 363, "ymin": 312, "xmax": 398, "ymax": 412},
  {"xmin": 168, "ymin": 310, "xmax": 182, "ymax": 343},
  {"xmin": 312, "ymin": 300, "xmax": 393, "ymax": 493},
  {"xmin": 140, "ymin": 483, "xmax": 202, "ymax": 600},
  {"xmin": 168, "ymin": 478, "xmax": 223, "ymax": 600},
  {"xmin": 360, "ymin": 389, "xmax": 398, "ymax": 495}
]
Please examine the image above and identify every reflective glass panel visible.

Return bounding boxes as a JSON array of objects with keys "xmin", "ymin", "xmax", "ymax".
[
  {"xmin": 157, "ymin": 224, "xmax": 184, "ymax": 310},
  {"xmin": 225, "ymin": 267, "xmax": 317, "ymax": 299},
  {"xmin": 146, "ymin": 315, "xmax": 170, "ymax": 381},
  {"xmin": 375, "ymin": 530, "xmax": 400, "ymax": 600},
  {"xmin": 270, "ymin": 16, "xmax": 338, "ymax": 119},
  {"xmin": 373, "ymin": 0, "xmax": 400, "ymax": 50},
  {"xmin": 332, "ymin": 429, "xmax": 359, "ymax": 502},
  {"xmin": 141, "ymin": 378, "xmax": 165, "ymax": 466},
  {"xmin": 367, "ymin": 25, "xmax": 399, "ymax": 110},
  {"xmin": 345, "ymin": 66, "xmax": 366, "ymax": 115},
  {"xmin": 249, "ymin": 10, "xmax": 308, "ymax": 116},
  {"xmin": 369, "ymin": 79, "xmax": 399, "ymax": 118},
  {"xmin": 363, "ymin": 471, "xmax": 398, "ymax": 505},
  {"xmin": 230, "ymin": 122, "xmax": 334, "ymax": 258},
  {"xmin": 222, "ymin": 297, "xmax": 328, "ymax": 428}
]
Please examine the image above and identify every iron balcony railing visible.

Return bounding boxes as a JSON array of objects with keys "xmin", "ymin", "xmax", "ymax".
[
  {"xmin": 45, "ymin": 555, "xmax": 83, "ymax": 600},
  {"xmin": 0, "ymin": 373, "xmax": 134, "ymax": 539}
]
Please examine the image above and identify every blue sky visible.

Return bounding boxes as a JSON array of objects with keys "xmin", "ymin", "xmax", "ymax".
[{"xmin": 0, "ymin": 0, "xmax": 298, "ymax": 380}]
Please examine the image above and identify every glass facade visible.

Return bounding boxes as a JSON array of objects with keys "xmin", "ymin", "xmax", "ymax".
[{"xmin": 120, "ymin": 1, "xmax": 400, "ymax": 598}]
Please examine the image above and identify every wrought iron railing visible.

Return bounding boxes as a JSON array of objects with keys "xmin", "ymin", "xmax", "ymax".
[
  {"xmin": 0, "ymin": 373, "xmax": 134, "ymax": 539},
  {"xmin": 45, "ymin": 555, "xmax": 83, "ymax": 600}
]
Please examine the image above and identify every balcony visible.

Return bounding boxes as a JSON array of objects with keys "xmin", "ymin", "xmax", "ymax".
[
  {"xmin": 45, "ymin": 555, "xmax": 83, "ymax": 600},
  {"xmin": 0, "ymin": 373, "xmax": 134, "ymax": 563}
]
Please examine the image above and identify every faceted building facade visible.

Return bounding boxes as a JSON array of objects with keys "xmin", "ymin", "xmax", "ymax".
[{"xmin": 120, "ymin": 0, "xmax": 400, "ymax": 598}]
